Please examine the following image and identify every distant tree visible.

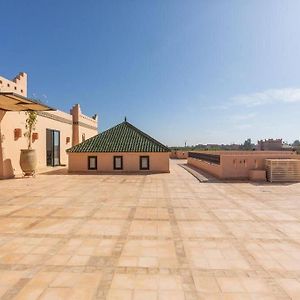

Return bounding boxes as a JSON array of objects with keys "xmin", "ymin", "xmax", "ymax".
[
  {"xmin": 242, "ymin": 138, "xmax": 254, "ymax": 150},
  {"xmin": 292, "ymin": 140, "xmax": 300, "ymax": 147}
]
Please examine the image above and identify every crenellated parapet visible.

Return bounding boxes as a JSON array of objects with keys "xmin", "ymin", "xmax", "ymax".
[{"xmin": 0, "ymin": 72, "xmax": 27, "ymax": 97}]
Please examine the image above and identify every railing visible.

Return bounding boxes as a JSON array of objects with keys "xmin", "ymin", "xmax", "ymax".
[{"xmin": 188, "ymin": 152, "xmax": 221, "ymax": 165}]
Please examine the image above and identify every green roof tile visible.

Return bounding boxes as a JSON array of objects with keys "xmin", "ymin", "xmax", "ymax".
[{"xmin": 67, "ymin": 121, "xmax": 170, "ymax": 153}]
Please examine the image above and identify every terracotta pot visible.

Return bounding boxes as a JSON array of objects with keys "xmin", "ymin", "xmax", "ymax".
[{"xmin": 20, "ymin": 149, "xmax": 37, "ymax": 176}]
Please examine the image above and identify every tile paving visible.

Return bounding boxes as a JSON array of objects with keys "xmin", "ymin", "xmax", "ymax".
[{"xmin": 0, "ymin": 160, "xmax": 300, "ymax": 299}]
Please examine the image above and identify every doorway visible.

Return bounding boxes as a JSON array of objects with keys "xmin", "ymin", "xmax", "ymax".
[{"xmin": 46, "ymin": 129, "xmax": 60, "ymax": 166}]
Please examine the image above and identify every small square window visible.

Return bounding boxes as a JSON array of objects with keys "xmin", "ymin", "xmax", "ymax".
[
  {"xmin": 14, "ymin": 86, "xmax": 17, "ymax": 90},
  {"xmin": 140, "ymin": 156, "xmax": 149, "ymax": 170},
  {"xmin": 114, "ymin": 156, "xmax": 123, "ymax": 170},
  {"xmin": 88, "ymin": 156, "xmax": 97, "ymax": 170},
  {"xmin": 7, "ymin": 83, "xmax": 10, "ymax": 87}
]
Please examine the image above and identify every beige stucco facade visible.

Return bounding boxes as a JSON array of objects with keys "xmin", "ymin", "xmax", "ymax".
[
  {"xmin": 0, "ymin": 72, "xmax": 98, "ymax": 179},
  {"xmin": 0, "ymin": 72, "xmax": 27, "ymax": 97},
  {"xmin": 188, "ymin": 150, "xmax": 299, "ymax": 180},
  {"xmin": 68, "ymin": 152, "xmax": 170, "ymax": 173}
]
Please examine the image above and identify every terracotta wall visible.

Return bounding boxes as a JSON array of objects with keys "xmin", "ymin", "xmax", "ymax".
[
  {"xmin": 249, "ymin": 170, "xmax": 266, "ymax": 181},
  {"xmin": 68, "ymin": 152, "xmax": 170, "ymax": 173},
  {"xmin": 187, "ymin": 157, "xmax": 223, "ymax": 178},
  {"xmin": 170, "ymin": 151, "xmax": 188, "ymax": 159},
  {"xmin": 188, "ymin": 151, "xmax": 299, "ymax": 180},
  {"xmin": 221, "ymin": 152, "xmax": 297, "ymax": 179}
]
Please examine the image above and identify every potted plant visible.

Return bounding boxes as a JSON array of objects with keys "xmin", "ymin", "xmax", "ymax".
[{"xmin": 20, "ymin": 111, "xmax": 38, "ymax": 176}]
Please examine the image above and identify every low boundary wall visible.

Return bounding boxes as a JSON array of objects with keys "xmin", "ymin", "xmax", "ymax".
[{"xmin": 187, "ymin": 151, "xmax": 299, "ymax": 180}]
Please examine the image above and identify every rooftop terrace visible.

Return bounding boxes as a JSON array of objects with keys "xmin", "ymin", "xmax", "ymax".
[{"xmin": 0, "ymin": 160, "xmax": 300, "ymax": 299}]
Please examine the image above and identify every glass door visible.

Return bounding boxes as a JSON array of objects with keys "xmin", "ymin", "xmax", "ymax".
[
  {"xmin": 46, "ymin": 129, "xmax": 60, "ymax": 166},
  {"xmin": 53, "ymin": 131, "xmax": 60, "ymax": 166}
]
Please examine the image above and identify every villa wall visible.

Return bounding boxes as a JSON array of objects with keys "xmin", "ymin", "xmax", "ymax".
[
  {"xmin": 0, "ymin": 72, "xmax": 98, "ymax": 178},
  {"xmin": 1, "ymin": 111, "xmax": 70, "ymax": 177},
  {"xmin": 0, "ymin": 111, "xmax": 5, "ymax": 179},
  {"xmin": 0, "ymin": 108, "xmax": 98, "ymax": 178},
  {"xmin": 68, "ymin": 152, "xmax": 170, "ymax": 173}
]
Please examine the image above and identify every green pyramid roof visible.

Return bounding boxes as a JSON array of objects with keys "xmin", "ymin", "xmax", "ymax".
[{"xmin": 67, "ymin": 121, "xmax": 170, "ymax": 153}]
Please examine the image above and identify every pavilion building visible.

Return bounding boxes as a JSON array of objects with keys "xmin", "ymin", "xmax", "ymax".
[{"xmin": 67, "ymin": 120, "xmax": 170, "ymax": 173}]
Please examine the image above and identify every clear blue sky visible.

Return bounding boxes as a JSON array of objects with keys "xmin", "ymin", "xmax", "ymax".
[{"xmin": 1, "ymin": 0, "xmax": 300, "ymax": 146}]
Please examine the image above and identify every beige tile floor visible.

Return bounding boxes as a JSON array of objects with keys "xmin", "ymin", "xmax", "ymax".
[{"xmin": 0, "ymin": 160, "xmax": 300, "ymax": 299}]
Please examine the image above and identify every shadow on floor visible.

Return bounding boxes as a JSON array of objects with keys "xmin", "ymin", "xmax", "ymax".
[
  {"xmin": 40, "ymin": 168, "xmax": 166, "ymax": 176},
  {"xmin": 179, "ymin": 163, "xmax": 220, "ymax": 183},
  {"xmin": 39, "ymin": 168, "xmax": 69, "ymax": 175}
]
